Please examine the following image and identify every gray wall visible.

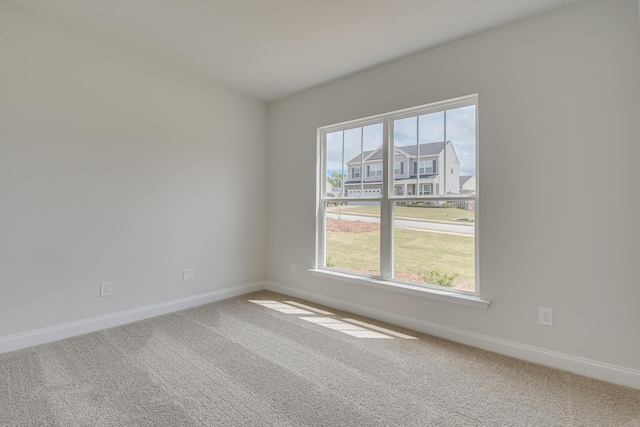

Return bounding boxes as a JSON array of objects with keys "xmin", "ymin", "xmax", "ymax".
[
  {"xmin": 0, "ymin": 4, "xmax": 267, "ymax": 337},
  {"xmin": 267, "ymin": 0, "xmax": 640, "ymax": 374}
]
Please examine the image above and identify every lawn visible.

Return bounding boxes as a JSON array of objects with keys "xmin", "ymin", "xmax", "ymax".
[
  {"xmin": 325, "ymin": 219, "xmax": 475, "ymax": 291},
  {"xmin": 328, "ymin": 204, "xmax": 474, "ymax": 223}
]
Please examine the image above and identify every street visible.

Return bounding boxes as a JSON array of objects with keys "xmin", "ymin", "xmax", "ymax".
[{"xmin": 326, "ymin": 212, "xmax": 474, "ymax": 235}]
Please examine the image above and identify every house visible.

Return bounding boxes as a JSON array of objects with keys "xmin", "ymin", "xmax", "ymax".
[
  {"xmin": 344, "ymin": 142, "xmax": 460, "ymax": 197},
  {"xmin": 1, "ymin": 0, "xmax": 639, "ymax": 394},
  {"xmin": 459, "ymin": 175, "xmax": 476, "ymax": 194}
]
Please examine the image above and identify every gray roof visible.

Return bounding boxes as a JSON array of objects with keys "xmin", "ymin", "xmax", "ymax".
[
  {"xmin": 347, "ymin": 149, "xmax": 376, "ymax": 164},
  {"xmin": 460, "ymin": 175, "xmax": 474, "ymax": 185},
  {"xmin": 347, "ymin": 142, "xmax": 447, "ymax": 164},
  {"xmin": 407, "ymin": 173, "xmax": 439, "ymax": 180}
]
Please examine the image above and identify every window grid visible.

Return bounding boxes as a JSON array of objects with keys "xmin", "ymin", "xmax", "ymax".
[{"xmin": 318, "ymin": 94, "xmax": 478, "ymax": 295}]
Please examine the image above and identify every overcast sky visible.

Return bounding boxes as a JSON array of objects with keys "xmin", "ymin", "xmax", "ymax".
[{"xmin": 326, "ymin": 105, "xmax": 476, "ymax": 178}]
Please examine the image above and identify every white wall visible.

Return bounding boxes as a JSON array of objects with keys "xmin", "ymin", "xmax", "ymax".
[
  {"xmin": 267, "ymin": 0, "xmax": 640, "ymax": 381},
  {"xmin": 0, "ymin": 4, "xmax": 267, "ymax": 338}
]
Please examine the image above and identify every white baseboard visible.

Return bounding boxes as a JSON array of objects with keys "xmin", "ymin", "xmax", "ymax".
[
  {"xmin": 5, "ymin": 279, "xmax": 639, "ymax": 391},
  {"xmin": 264, "ymin": 281, "xmax": 640, "ymax": 391},
  {"xmin": 0, "ymin": 281, "xmax": 263, "ymax": 355}
]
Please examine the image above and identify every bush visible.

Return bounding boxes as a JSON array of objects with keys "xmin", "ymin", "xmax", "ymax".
[{"xmin": 421, "ymin": 268, "xmax": 458, "ymax": 287}]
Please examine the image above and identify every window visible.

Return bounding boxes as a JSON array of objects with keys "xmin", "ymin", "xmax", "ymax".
[
  {"xmin": 318, "ymin": 95, "xmax": 478, "ymax": 295},
  {"xmin": 368, "ymin": 164, "xmax": 382, "ymax": 177},
  {"xmin": 418, "ymin": 183, "xmax": 432, "ymax": 195},
  {"xmin": 394, "ymin": 162, "xmax": 403, "ymax": 175},
  {"xmin": 417, "ymin": 160, "xmax": 435, "ymax": 174}
]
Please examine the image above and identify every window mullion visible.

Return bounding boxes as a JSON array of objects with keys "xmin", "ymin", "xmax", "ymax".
[
  {"xmin": 360, "ymin": 129, "xmax": 364, "ymax": 196},
  {"xmin": 380, "ymin": 119, "xmax": 393, "ymax": 278},
  {"xmin": 443, "ymin": 110, "xmax": 447, "ymax": 196},
  {"xmin": 317, "ymin": 130, "xmax": 326, "ymax": 268},
  {"xmin": 340, "ymin": 131, "xmax": 345, "ymax": 197},
  {"xmin": 416, "ymin": 117, "xmax": 420, "ymax": 196}
]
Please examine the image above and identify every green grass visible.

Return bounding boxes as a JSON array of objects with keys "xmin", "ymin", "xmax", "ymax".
[
  {"xmin": 393, "ymin": 227, "xmax": 475, "ymax": 290},
  {"xmin": 333, "ymin": 205, "xmax": 474, "ymax": 222},
  {"xmin": 325, "ymin": 229, "xmax": 381, "ymax": 276},
  {"xmin": 326, "ymin": 224, "xmax": 475, "ymax": 291}
]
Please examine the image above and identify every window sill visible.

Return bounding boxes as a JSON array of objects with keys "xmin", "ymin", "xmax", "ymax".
[{"xmin": 309, "ymin": 269, "xmax": 490, "ymax": 309}]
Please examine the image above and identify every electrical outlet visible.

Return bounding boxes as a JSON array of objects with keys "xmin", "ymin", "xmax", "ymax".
[
  {"xmin": 100, "ymin": 282, "xmax": 112, "ymax": 297},
  {"xmin": 290, "ymin": 264, "xmax": 296, "ymax": 274},
  {"xmin": 539, "ymin": 307, "xmax": 553, "ymax": 326},
  {"xmin": 183, "ymin": 268, "xmax": 195, "ymax": 281}
]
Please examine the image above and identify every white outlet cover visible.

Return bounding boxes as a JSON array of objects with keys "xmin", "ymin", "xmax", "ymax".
[
  {"xmin": 100, "ymin": 282, "xmax": 112, "ymax": 297},
  {"xmin": 539, "ymin": 307, "xmax": 553, "ymax": 326},
  {"xmin": 183, "ymin": 268, "xmax": 195, "ymax": 281}
]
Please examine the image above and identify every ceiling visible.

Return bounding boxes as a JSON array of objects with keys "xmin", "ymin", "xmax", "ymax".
[{"xmin": 7, "ymin": 0, "xmax": 584, "ymax": 102}]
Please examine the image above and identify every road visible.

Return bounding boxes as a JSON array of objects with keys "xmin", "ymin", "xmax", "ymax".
[{"xmin": 326, "ymin": 212, "xmax": 474, "ymax": 235}]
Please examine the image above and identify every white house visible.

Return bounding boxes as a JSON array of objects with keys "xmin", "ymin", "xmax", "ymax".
[
  {"xmin": 459, "ymin": 175, "xmax": 476, "ymax": 194},
  {"xmin": 343, "ymin": 141, "xmax": 460, "ymax": 197}
]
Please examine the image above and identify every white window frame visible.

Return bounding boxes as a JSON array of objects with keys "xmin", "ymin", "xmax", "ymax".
[
  {"xmin": 315, "ymin": 94, "xmax": 485, "ymax": 307},
  {"xmin": 353, "ymin": 166, "xmax": 361, "ymax": 179}
]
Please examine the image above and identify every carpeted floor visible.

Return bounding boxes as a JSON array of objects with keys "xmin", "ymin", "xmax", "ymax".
[{"xmin": 1, "ymin": 290, "xmax": 639, "ymax": 426}]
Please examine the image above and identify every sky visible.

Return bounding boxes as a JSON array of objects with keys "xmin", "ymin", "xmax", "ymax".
[{"xmin": 326, "ymin": 105, "xmax": 476, "ymax": 179}]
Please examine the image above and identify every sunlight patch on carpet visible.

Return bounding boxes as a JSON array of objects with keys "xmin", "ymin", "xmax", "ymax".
[
  {"xmin": 249, "ymin": 299, "xmax": 416, "ymax": 339},
  {"xmin": 248, "ymin": 300, "xmax": 314, "ymax": 314},
  {"xmin": 283, "ymin": 301, "xmax": 334, "ymax": 315},
  {"xmin": 342, "ymin": 318, "xmax": 417, "ymax": 339},
  {"xmin": 299, "ymin": 317, "xmax": 393, "ymax": 339}
]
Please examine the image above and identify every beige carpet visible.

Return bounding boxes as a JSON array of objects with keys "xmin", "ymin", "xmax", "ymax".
[{"xmin": 1, "ymin": 290, "xmax": 639, "ymax": 426}]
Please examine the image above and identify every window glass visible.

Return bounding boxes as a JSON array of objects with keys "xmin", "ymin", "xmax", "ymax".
[
  {"xmin": 393, "ymin": 199, "xmax": 475, "ymax": 291},
  {"xmin": 324, "ymin": 201, "xmax": 380, "ymax": 275},
  {"xmin": 319, "ymin": 95, "xmax": 478, "ymax": 293}
]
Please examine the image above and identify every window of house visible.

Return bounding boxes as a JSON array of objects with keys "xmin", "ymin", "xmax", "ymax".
[
  {"xmin": 368, "ymin": 164, "xmax": 383, "ymax": 177},
  {"xmin": 353, "ymin": 167, "xmax": 361, "ymax": 179},
  {"xmin": 318, "ymin": 94, "xmax": 478, "ymax": 296},
  {"xmin": 394, "ymin": 162, "xmax": 403, "ymax": 175},
  {"xmin": 417, "ymin": 160, "xmax": 435, "ymax": 174},
  {"xmin": 418, "ymin": 183, "xmax": 432, "ymax": 195}
]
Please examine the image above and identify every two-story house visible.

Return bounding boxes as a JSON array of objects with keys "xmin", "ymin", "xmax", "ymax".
[{"xmin": 343, "ymin": 141, "xmax": 460, "ymax": 198}]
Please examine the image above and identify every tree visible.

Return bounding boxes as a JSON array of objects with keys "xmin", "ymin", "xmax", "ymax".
[{"xmin": 327, "ymin": 171, "xmax": 345, "ymax": 194}]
